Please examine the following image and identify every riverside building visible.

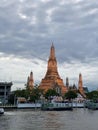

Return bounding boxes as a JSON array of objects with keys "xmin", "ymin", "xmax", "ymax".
[{"xmin": 0, "ymin": 82, "xmax": 12, "ymax": 104}]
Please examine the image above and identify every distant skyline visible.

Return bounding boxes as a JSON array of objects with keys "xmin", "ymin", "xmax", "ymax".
[{"xmin": 0, "ymin": 0, "xmax": 98, "ymax": 91}]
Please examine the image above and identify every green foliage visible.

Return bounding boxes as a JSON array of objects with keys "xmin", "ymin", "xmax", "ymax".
[
  {"xmin": 64, "ymin": 90, "xmax": 77, "ymax": 100},
  {"xmin": 10, "ymin": 87, "xmax": 43, "ymax": 103},
  {"xmin": 44, "ymin": 89, "xmax": 58, "ymax": 99},
  {"xmin": 29, "ymin": 88, "xmax": 41, "ymax": 102},
  {"xmin": 8, "ymin": 89, "xmax": 30, "ymax": 104},
  {"xmin": 8, "ymin": 93, "xmax": 15, "ymax": 104},
  {"xmin": 86, "ymin": 91, "xmax": 98, "ymax": 100},
  {"xmin": 14, "ymin": 89, "xmax": 30, "ymax": 99}
]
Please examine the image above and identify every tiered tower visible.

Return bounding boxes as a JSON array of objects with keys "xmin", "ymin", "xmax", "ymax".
[
  {"xmin": 27, "ymin": 71, "xmax": 34, "ymax": 90},
  {"xmin": 78, "ymin": 73, "xmax": 86, "ymax": 97},
  {"xmin": 66, "ymin": 77, "xmax": 69, "ymax": 87},
  {"xmin": 39, "ymin": 44, "xmax": 67, "ymax": 95}
]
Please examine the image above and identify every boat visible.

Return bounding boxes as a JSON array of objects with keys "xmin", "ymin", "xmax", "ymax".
[
  {"xmin": 17, "ymin": 97, "xmax": 41, "ymax": 109},
  {"xmin": 84, "ymin": 100, "xmax": 98, "ymax": 110},
  {"xmin": 41, "ymin": 101, "xmax": 73, "ymax": 111},
  {"xmin": 17, "ymin": 103, "xmax": 41, "ymax": 109},
  {"xmin": 0, "ymin": 108, "xmax": 4, "ymax": 115}
]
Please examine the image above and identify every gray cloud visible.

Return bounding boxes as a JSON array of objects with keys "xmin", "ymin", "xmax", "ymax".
[{"xmin": 0, "ymin": 0, "xmax": 98, "ymax": 90}]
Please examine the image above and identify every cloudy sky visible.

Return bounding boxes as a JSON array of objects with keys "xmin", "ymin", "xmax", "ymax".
[{"xmin": 0, "ymin": 0, "xmax": 98, "ymax": 91}]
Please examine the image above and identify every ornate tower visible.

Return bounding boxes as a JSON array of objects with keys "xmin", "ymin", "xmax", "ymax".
[
  {"xmin": 39, "ymin": 44, "xmax": 67, "ymax": 95},
  {"xmin": 27, "ymin": 71, "xmax": 34, "ymax": 90},
  {"xmin": 66, "ymin": 77, "xmax": 69, "ymax": 87},
  {"xmin": 78, "ymin": 73, "xmax": 86, "ymax": 97}
]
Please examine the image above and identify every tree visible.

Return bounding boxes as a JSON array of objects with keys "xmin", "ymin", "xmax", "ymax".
[
  {"xmin": 86, "ymin": 91, "xmax": 98, "ymax": 100},
  {"xmin": 8, "ymin": 93, "xmax": 15, "ymax": 104},
  {"xmin": 8, "ymin": 89, "xmax": 30, "ymax": 104},
  {"xmin": 29, "ymin": 88, "xmax": 43, "ymax": 102},
  {"xmin": 14, "ymin": 89, "xmax": 30, "ymax": 98},
  {"xmin": 44, "ymin": 89, "xmax": 58, "ymax": 99},
  {"xmin": 10, "ymin": 87, "xmax": 43, "ymax": 103},
  {"xmin": 64, "ymin": 90, "xmax": 77, "ymax": 101}
]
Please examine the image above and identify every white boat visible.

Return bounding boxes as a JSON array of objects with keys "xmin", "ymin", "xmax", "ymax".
[
  {"xmin": 17, "ymin": 103, "xmax": 41, "ymax": 109},
  {"xmin": 0, "ymin": 108, "xmax": 4, "ymax": 115},
  {"xmin": 41, "ymin": 101, "xmax": 73, "ymax": 111},
  {"xmin": 84, "ymin": 100, "xmax": 98, "ymax": 110}
]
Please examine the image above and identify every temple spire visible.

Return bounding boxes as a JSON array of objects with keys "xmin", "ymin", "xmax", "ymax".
[
  {"xmin": 39, "ymin": 44, "xmax": 67, "ymax": 95},
  {"xmin": 27, "ymin": 71, "xmax": 34, "ymax": 90},
  {"xmin": 78, "ymin": 73, "xmax": 83, "ymax": 89},
  {"xmin": 78, "ymin": 73, "xmax": 86, "ymax": 97},
  {"xmin": 66, "ymin": 77, "xmax": 69, "ymax": 87},
  {"xmin": 49, "ymin": 43, "xmax": 55, "ymax": 59},
  {"xmin": 30, "ymin": 71, "xmax": 33, "ymax": 81}
]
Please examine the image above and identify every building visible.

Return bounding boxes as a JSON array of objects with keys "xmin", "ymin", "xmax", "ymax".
[
  {"xmin": 78, "ymin": 73, "xmax": 86, "ymax": 97},
  {"xmin": 66, "ymin": 77, "xmax": 69, "ymax": 87},
  {"xmin": 66, "ymin": 74, "xmax": 87, "ymax": 97},
  {"xmin": 83, "ymin": 87, "xmax": 89, "ymax": 94},
  {"xmin": 0, "ymin": 82, "xmax": 12, "ymax": 104},
  {"xmin": 26, "ymin": 71, "xmax": 34, "ymax": 90},
  {"xmin": 26, "ymin": 44, "xmax": 88, "ymax": 98},
  {"xmin": 68, "ymin": 84, "xmax": 78, "ymax": 92},
  {"xmin": 39, "ymin": 44, "xmax": 68, "ymax": 95}
]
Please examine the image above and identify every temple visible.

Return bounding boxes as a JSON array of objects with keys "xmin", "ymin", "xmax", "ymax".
[
  {"xmin": 66, "ymin": 77, "xmax": 69, "ymax": 87},
  {"xmin": 27, "ymin": 71, "xmax": 34, "ymax": 90},
  {"xmin": 39, "ymin": 44, "xmax": 67, "ymax": 95},
  {"xmin": 78, "ymin": 73, "xmax": 86, "ymax": 97}
]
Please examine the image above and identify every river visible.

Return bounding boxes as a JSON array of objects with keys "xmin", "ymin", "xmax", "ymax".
[{"xmin": 0, "ymin": 108, "xmax": 98, "ymax": 130}]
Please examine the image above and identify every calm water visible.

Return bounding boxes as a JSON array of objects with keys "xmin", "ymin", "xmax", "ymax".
[{"xmin": 0, "ymin": 108, "xmax": 98, "ymax": 130}]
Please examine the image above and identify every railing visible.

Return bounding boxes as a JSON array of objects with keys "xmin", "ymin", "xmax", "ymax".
[{"xmin": 0, "ymin": 104, "xmax": 17, "ymax": 108}]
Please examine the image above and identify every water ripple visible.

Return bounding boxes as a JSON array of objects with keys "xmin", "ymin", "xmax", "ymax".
[{"xmin": 0, "ymin": 109, "xmax": 98, "ymax": 130}]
